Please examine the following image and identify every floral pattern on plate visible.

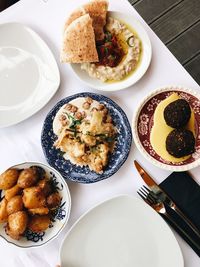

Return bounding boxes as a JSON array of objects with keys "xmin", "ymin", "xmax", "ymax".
[
  {"xmin": 0, "ymin": 162, "xmax": 71, "ymax": 248},
  {"xmin": 41, "ymin": 92, "xmax": 132, "ymax": 184},
  {"xmin": 137, "ymin": 90, "xmax": 200, "ymax": 166}
]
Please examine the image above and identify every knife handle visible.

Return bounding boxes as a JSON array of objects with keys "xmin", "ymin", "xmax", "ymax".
[
  {"xmin": 161, "ymin": 210, "xmax": 200, "ymax": 251},
  {"xmin": 171, "ymin": 205, "xmax": 200, "ymax": 238}
]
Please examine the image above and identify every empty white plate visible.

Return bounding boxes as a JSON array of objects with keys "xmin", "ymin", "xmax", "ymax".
[
  {"xmin": 0, "ymin": 22, "xmax": 60, "ymax": 128},
  {"xmin": 60, "ymin": 195, "xmax": 183, "ymax": 267},
  {"xmin": 71, "ymin": 12, "xmax": 152, "ymax": 91}
]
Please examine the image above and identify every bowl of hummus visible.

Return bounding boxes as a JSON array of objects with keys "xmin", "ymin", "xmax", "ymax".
[{"xmin": 71, "ymin": 11, "xmax": 152, "ymax": 91}]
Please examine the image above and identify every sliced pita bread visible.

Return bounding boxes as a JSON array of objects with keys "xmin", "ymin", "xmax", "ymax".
[
  {"xmin": 61, "ymin": 14, "xmax": 99, "ymax": 63},
  {"xmin": 64, "ymin": 7, "xmax": 86, "ymax": 31},
  {"xmin": 84, "ymin": 0, "xmax": 108, "ymax": 40},
  {"xmin": 64, "ymin": 0, "xmax": 108, "ymax": 41}
]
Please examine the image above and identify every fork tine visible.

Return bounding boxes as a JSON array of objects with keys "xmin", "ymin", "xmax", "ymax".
[
  {"xmin": 138, "ymin": 186, "xmax": 158, "ymax": 206},
  {"xmin": 140, "ymin": 187, "xmax": 156, "ymax": 203},
  {"xmin": 137, "ymin": 191, "xmax": 152, "ymax": 205},
  {"xmin": 137, "ymin": 191, "xmax": 146, "ymax": 201},
  {"xmin": 143, "ymin": 185, "xmax": 151, "ymax": 192},
  {"xmin": 137, "ymin": 189, "xmax": 154, "ymax": 205},
  {"xmin": 137, "ymin": 187, "xmax": 148, "ymax": 197},
  {"xmin": 141, "ymin": 186, "xmax": 158, "ymax": 202}
]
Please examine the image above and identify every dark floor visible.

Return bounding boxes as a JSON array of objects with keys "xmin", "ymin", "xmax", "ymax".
[
  {"xmin": 0, "ymin": 0, "xmax": 16, "ymax": 11},
  {"xmin": 130, "ymin": 0, "xmax": 200, "ymax": 85},
  {"xmin": 1, "ymin": 0, "xmax": 200, "ymax": 85}
]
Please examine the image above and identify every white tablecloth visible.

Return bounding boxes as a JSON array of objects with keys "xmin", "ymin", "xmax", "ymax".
[{"xmin": 0, "ymin": 0, "xmax": 199, "ymax": 266}]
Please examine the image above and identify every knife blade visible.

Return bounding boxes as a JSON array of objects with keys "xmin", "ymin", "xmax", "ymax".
[{"xmin": 134, "ymin": 160, "xmax": 200, "ymax": 237}]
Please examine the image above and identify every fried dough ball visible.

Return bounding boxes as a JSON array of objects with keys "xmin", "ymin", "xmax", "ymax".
[
  {"xmin": 0, "ymin": 169, "xmax": 19, "ymax": 190},
  {"xmin": 29, "ymin": 207, "xmax": 49, "ymax": 215},
  {"xmin": 166, "ymin": 129, "xmax": 195, "ymax": 157},
  {"xmin": 0, "ymin": 198, "xmax": 8, "ymax": 223},
  {"xmin": 37, "ymin": 179, "xmax": 52, "ymax": 197},
  {"xmin": 7, "ymin": 196, "xmax": 24, "ymax": 216},
  {"xmin": 22, "ymin": 187, "xmax": 46, "ymax": 209},
  {"xmin": 18, "ymin": 168, "xmax": 39, "ymax": 188},
  {"xmin": 47, "ymin": 193, "xmax": 61, "ymax": 209},
  {"xmin": 6, "ymin": 211, "xmax": 28, "ymax": 239},
  {"xmin": 164, "ymin": 99, "xmax": 191, "ymax": 128},
  {"xmin": 4, "ymin": 184, "xmax": 22, "ymax": 201},
  {"xmin": 28, "ymin": 215, "xmax": 50, "ymax": 232}
]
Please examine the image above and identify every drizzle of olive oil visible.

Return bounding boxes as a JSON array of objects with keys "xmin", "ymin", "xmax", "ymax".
[{"xmin": 105, "ymin": 17, "xmax": 143, "ymax": 84}]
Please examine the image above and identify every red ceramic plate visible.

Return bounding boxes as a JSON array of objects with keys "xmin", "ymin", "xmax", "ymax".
[{"xmin": 133, "ymin": 86, "xmax": 200, "ymax": 171}]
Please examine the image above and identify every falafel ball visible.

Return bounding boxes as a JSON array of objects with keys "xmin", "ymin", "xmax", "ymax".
[
  {"xmin": 166, "ymin": 129, "xmax": 195, "ymax": 158},
  {"xmin": 164, "ymin": 99, "xmax": 191, "ymax": 128}
]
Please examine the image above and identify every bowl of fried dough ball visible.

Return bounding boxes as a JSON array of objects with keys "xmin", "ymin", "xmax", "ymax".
[{"xmin": 0, "ymin": 162, "xmax": 71, "ymax": 248}]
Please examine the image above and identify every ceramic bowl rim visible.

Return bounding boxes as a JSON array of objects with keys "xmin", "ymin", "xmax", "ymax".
[
  {"xmin": 70, "ymin": 11, "xmax": 152, "ymax": 92},
  {"xmin": 0, "ymin": 161, "xmax": 71, "ymax": 248},
  {"xmin": 132, "ymin": 85, "xmax": 200, "ymax": 171},
  {"xmin": 41, "ymin": 92, "xmax": 133, "ymax": 183}
]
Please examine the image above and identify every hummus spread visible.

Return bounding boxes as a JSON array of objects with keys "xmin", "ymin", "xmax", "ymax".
[{"xmin": 81, "ymin": 17, "xmax": 141, "ymax": 82}]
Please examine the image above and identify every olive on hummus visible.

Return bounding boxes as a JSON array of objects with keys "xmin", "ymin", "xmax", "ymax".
[{"xmin": 81, "ymin": 17, "xmax": 142, "ymax": 82}]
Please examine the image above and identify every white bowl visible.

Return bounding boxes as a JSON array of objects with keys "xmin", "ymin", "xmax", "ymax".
[
  {"xmin": 132, "ymin": 86, "xmax": 200, "ymax": 171},
  {"xmin": 0, "ymin": 162, "xmax": 71, "ymax": 248},
  {"xmin": 70, "ymin": 11, "xmax": 152, "ymax": 91}
]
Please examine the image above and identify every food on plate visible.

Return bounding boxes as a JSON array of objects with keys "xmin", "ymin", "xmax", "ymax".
[
  {"xmin": 61, "ymin": 0, "xmax": 142, "ymax": 82},
  {"xmin": 6, "ymin": 211, "xmax": 28, "ymax": 240},
  {"xmin": 18, "ymin": 167, "xmax": 41, "ymax": 188},
  {"xmin": 0, "ymin": 165, "xmax": 62, "ymax": 240},
  {"xmin": 0, "ymin": 169, "xmax": 19, "ymax": 190},
  {"xmin": 47, "ymin": 192, "xmax": 61, "ymax": 209},
  {"xmin": 28, "ymin": 215, "xmax": 51, "ymax": 233},
  {"xmin": 22, "ymin": 186, "xmax": 46, "ymax": 209},
  {"xmin": 95, "ymin": 31, "xmax": 124, "ymax": 67},
  {"xmin": 6, "ymin": 195, "xmax": 24, "ymax": 215},
  {"xmin": 37, "ymin": 178, "xmax": 53, "ymax": 197},
  {"xmin": 164, "ymin": 99, "xmax": 191, "ymax": 128},
  {"xmin": 64, "ymin": 0, "xmax": 108, "ymax": 41},
  {"xmin": 81, "ymin": 17, "xmax": 141, "ymax": 82},
  {"xmin": 61, "ymin": 14, "xmax": 98, "ymax": 63},
  {"xmin": 29, "ymin": 207, "xmax": 49, "ymax": 215},
  {"xmin": 150, "ymin": 93, "xmax": 195, "ymax": 163},
  {"xmin": 4, "ymin": 184, "xmax": 22, "ymax": 201},
  {"xmin": 83, "ymin": 0, "xmax": 108, "ymax": 40},
  {"xmin": 166, "ymin": 129, "xmax": 195, "ymax": 158},
  {"xmin": 0, "ymin": 198, "xmax": 8, "ymax": 223},
  {"xmin": 53, "ymin": 96, "xmax": 117, "ymax": 173}
]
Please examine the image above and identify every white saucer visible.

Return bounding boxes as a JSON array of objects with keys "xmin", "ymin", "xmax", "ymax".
[
  {"xmin": 70, "ymin": 11, "xmax": 152, "ymax": 91},
  {"xmin": 0, "ymin": 22, "xmax": 60, "ymax": 128}
]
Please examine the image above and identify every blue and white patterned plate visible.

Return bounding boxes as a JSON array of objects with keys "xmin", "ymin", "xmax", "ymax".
[
  {"xmin": 41, "ymin": 92, "xmax": 132, "ymax": 183},
  {"xmin": 0, "ymin": 162, "xmax": 71, "ymax": 248}
]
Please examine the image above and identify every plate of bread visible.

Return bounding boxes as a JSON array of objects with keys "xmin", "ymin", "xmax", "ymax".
[{"xmin": 60, "ymin": 0, "xmax": 152, "ymax": 91}]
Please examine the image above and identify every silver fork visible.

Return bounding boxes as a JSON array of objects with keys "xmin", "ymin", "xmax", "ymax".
[{"xmin": 137, "ymin": 185, "xmax": 200, "ymax": 250}]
